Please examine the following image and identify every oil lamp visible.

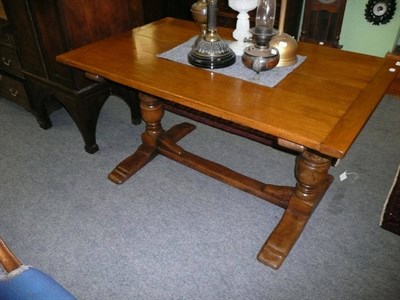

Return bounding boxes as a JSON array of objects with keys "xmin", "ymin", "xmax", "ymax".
[
  {"xmin": 241, "ymin": 0, "xmax": 280, "ymax": 73},
  {"xmin": 228, "ymin": 0, "xmax": 258, "ymax": 56},
  {"xmin": 188, "ymin": 0, "xmax": 236, "ymax": 69}
]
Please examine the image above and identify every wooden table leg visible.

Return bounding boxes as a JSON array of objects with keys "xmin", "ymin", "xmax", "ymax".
[
  {"xmin": 108, "ymin": 93, "xmax": 196, "ymax": 184},
  {"xmin": 108, "ymin": 95, "xmax": 334, "ymax": 270},
  {"xmin": 108, "ymin": 93, "xmax": 165, "ymax": 184},
  {"xmin": 257, "ymin": 150, "xmax": 333, "ymax": 269}
]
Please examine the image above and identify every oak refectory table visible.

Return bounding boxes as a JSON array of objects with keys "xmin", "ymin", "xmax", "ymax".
[{"xmin": 56, "ymin": 18, "xmax": 399, "ymax": 269}]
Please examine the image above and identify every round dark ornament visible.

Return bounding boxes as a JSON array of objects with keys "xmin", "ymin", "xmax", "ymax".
[{"xmin": 365, "ymin": 0, "xmax": 397, "ymax": 25}]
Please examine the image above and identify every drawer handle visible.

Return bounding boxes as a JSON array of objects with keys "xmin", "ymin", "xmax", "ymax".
[
  {"xmin": 85, "ymin": 72, "xmax": 104, "ymax": 83},
  {"xmin": 9, "ymin": 88, "xmax": 19, "ymax": 97},
  {"xmin": 2, "ymin": 57, "xmax": 11, "ymax": 66}
]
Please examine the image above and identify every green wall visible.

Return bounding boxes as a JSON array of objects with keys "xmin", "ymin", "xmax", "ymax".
[{"xmin": 340, "ymin": 0, "xmax": 400, "ymax": 57}]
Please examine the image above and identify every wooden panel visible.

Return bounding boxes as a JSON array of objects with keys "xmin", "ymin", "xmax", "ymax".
[
  {"xmin": 59, "ymin": 0, "xmax": 139, "ymax": 48},
  {"xmin": 1, "ymin": 0, "xmax": 47, "ymax": 78},
  {"xmin": 165, "ymin": 0, "xmax": 194, "ymax": 21},
  {"xmin": 27, "ymin": 0, "xmax": 75, "ymax": 87},
  {"xmin": 3, "ymin": 0, "xmax": 146, "ymax": 90}
]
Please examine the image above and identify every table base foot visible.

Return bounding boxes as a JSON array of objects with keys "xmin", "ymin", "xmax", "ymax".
[
  {"xmin": 108, "ymin": 145, "xmax": 158, "ymax": 184},
  {"xmin": 258, "ymin": 151, "xmax": 333, "ymax": 269},
  {"xmin": 108, "ymin": 123, "xmax": 196, "ymax": 185}
]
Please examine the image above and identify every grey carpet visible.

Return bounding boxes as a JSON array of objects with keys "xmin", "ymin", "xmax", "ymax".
[{"xmin": 1, "ymin": 94, "xmax": 399, "ymax": 300}]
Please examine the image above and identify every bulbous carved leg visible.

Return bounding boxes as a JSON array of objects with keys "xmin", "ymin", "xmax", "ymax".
[
  {"xmin": 108, "ymin": 93, "xmax": 197, "ymax": 185},
  {"xmin": 257, "ymin": 150, "xmax": 333, "ymax": 269},
  {"xmin": 108, "ymin": 93, "xmax": 164, "ymax": 184},
  {"xmin": 139, "ymin": 93, "xmax": 164, "ymax": 148}
]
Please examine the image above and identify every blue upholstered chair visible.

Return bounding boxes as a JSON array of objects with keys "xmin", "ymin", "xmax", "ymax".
[{"xmin": 0, "ymin": 237, "xmax": 76, "ymax": 299}]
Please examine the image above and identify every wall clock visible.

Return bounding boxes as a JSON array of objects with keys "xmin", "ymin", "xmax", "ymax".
[
  {"xmin": 365, "ymin": 0, "xmax": 397, "ymax": 25},
  {"xmin": 300, "ymin": 0, "xmax": 347, "ymax": 48}
]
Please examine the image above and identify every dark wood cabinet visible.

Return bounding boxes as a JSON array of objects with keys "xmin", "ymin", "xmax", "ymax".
[
  {"xmin": 138, "ymin": 0, "xmax": 195, "ymax": 23},
  {"xmin": 1, "ymin": 0, "xmax": 143, "ymax": 153},
  {"xmin": 300, "ymin": 0, "xmax": 347, "ymax": 48},
  {"xmin": 0, "ymin": 2, "xmax": 31, "ymax": 111},
  {"xmin": 148, "ymin": 0, "xmax": 304, "ymax": 39}
]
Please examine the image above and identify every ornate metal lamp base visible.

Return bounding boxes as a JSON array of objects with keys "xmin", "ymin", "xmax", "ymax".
[
  {"xmin": 188, "ymin": 0, "xmax": 236, "ymax": 69},
  {"xmin": 188, "ymin": 40, "xmax": 236, "ymax": 69}
]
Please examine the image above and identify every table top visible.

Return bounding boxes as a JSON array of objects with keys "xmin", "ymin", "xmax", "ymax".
[{"xmin": 57, "ymin": 18, "xmax": 399, "ymax": 159}]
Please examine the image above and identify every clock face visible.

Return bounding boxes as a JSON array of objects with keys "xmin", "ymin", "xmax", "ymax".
[{"xmin": 373, "ymin": 3, "xmax": 388, "ymax": 16}]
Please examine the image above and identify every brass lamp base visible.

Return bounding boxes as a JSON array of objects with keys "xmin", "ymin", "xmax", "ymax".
[
  {"xmin": 188, "ymin": 39, "xmax": 236, "ymax": 69},
  {"xmin": 188, "ymin": 0, "xmax": 236, "ymax": 69}
]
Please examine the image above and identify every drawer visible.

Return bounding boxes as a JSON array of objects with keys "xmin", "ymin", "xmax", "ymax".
[
  {"xmin": 0, "ymin": 73, "xmax": 30, "ymax": 109},
  {"xmin": 0, "ymin": 45, "xmax": 23, "ymax": 77}
]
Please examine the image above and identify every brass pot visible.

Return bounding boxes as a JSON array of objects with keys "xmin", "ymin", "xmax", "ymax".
[{"xmin": 270, "ymin": 33, "xmax": 298, "ymax": 67}]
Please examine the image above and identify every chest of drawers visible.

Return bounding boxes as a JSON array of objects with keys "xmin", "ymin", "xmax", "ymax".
[
  {"xmin": 0, "ymin": 6, "xmax": 30, "ymax": 111},
  {"xmin": 1, "ymin": 0, "xmax": 143, "ymax": 153}
]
